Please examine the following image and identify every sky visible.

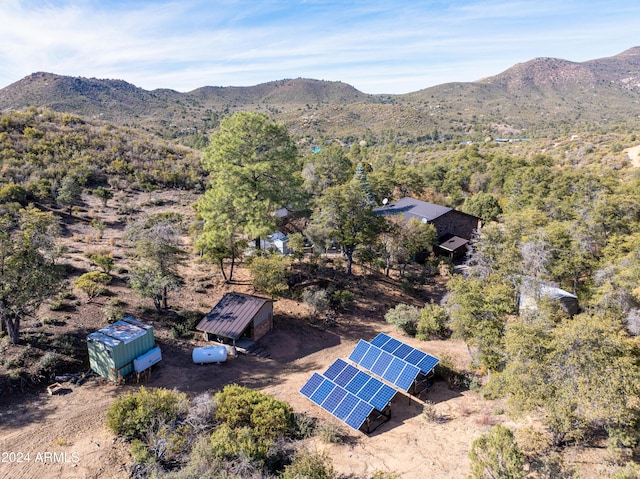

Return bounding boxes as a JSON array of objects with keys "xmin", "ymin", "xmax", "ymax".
[{"xmin": 1, "ymin": 0, "xmax": 639, "ymax": 95}]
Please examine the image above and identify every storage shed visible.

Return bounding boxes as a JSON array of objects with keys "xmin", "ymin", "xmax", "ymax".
[
  {"xmin": 518, "ymin": 278, "xmax": 579, "ymax": 317},
  {"xmin": 196, "ymin": 293, "xmax": 274, "ymax": 343},
  {"xmin": 263, "ymin": 232, "xmax": 290, "ymax": 254},
  {"xmin": 87, "ymin": 316, "xmax": 157, "ymax": 381}
]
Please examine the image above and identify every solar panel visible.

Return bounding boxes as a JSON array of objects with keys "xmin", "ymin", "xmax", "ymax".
[
  {"xmin": 360, "ymin": 347, "xmax": 382, "ymax": 370},
  {"xmin": 348, "ymin": 340, "xmax": 421, "ymax": 392},
  {"xmin": 349, "ymin": 340, "xmax": 369, "ymax": 363},
  {"xmin": 371, "ymin": 333, "xmax": 440, "ymax": 375},
  {"xmin": 370, "ymin": 384, "xmax": 397, "ymax": 411},
  {"xmin": 322, "ymin": 387, "xmax": 348, "ymax": 413},
  {"xmin": 324, "ymin": 358, "xmax": 349, "ymax": 381},
  {"xmin": 300, "ymin": 373, "xmax": 374, "ymax": 431},
  {"xmin": 358, "ymin": 377, "xmax": 383, "ymax": 402},
  {"xmin": 345, "ymin": 401, "xmax": 374, "ymax": 430},
  {"xmin": 371, "ymin": 352, "xmax": 393, "ymax": 376},
  {"xmin": 345, "ymin": 370, "xmax": 370, "ymax": 394},
  {"xmin": 324, "ymin": 359, "xmax": 397, "ymax": 409}
]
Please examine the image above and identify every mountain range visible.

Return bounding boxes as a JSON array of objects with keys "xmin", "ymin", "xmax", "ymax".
[{"xmin": 1, "ymin": 47, "xmax": 639, "ymax": 142}]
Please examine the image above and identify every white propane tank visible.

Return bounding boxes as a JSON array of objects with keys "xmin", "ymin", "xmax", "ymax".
[{"xmin": 192, "ymin": 345, "xmax": 228, "ymax": 364}]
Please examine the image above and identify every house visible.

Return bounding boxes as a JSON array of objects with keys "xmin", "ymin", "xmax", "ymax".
[
  {"xmin": 87, "ymin": 316, "xmax": 160, "ymax": 381},
  {"xmin": 518, "ymin": 277, "xmax": 579, "ymax": 317},
  {"xmin": 263, "ymin": 231, "xmax": 290, "ymax": 254},
  {"xmin": 196, "ymin": 292, "xmax": 274, "ymax": 344},
  {"xmin": 374, "ymin": 197, "xmax": 481, "ymax": 258}
]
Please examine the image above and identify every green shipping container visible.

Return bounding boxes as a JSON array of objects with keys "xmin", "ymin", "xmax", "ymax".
[{"xmin": 87, "ymin": 316, "xmax": 155, "ymax": 380}]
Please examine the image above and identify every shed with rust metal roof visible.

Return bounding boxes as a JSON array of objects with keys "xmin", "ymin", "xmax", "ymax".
[{"xmin": 196, "ymin": 293, "xmax": 274, "ymax": 343}]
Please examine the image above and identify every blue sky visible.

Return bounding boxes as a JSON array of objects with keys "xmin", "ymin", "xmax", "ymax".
[{"xmin": 1, "ymin": 0, "xmax": 639, "ymax": 94}]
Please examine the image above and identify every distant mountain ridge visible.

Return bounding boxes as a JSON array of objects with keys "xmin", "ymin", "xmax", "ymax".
[{"xmin": 1, "ymin": 47, "xmax": 639, "ymax": 141}]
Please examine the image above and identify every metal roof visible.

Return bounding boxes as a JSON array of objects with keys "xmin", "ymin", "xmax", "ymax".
[
  {"xmin": 373, "ymin": 197, "xmax": 452, "ymax": 222},
  {"xmin": 87, "ymin": 331, "xmax": 121, "ymax": 348},
  {"xmin": 97, "ymin": 316, "xmax": 150, "ymax": 344},
  {"xmin": 196, "ymin": 293, "xmax": 273, "ymax": 340},
  {"xmin": 438, "ymin": 235, "xmax": 469, "ymax": 252}
]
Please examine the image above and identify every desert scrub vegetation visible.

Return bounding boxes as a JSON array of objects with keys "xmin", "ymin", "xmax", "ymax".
[{"xmin": 106, "ymin": 385, "xmax": 343, "ymax": 478}]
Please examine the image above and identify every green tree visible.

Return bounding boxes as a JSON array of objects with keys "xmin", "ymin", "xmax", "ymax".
[
  {"xmin": 302, "ymin": 144, "xmax": 353, "ymax": 196},
  {"xmin": 462, "ymin": 192, "xmax": 503, "ymax": 222},
  {"xmin": 492, "ymin": 313, "xmax": 640, "ymax": 446},
  {"xmin": 247, "ymin": 254, "xmax": 291, "ymax": 298},
  {"xmin": 311, "ymin": 180, "xmax": 384, "ymax": 275},
  {"xmin": 0, "ymin": 208, "xmax": 62, "ymax": 344},
  {"xmin": 288, "ymin": 232, "xmax": 306, "ymax": 262},
  {"xmin": 416, "ymin": 303, "xmax": 449, "ymax": 340},
  {"xmin": 125, "ymin": 214, "xmax": 185, "ymax": 309},
  {"xmin": 469, "ymin": 424, "xmax": 526, "ymax": 479},
  {"xmin": 445, "ymin": 274, "xmax": 514, "ymax": 371},
  {"xmin": 196, "ymin": 111, "xmax": 303, "ymax": 252},
  {"xmin": 393, "ymin": 217, "xmax": 437, "ymax": 276},
  {"xmin": 56, "ymin": 175, "xmax": 83, "ymax": 214},
  {"xmin": 93, "ymin": 186, "xmax": 114, "ymax": 207},
  {"xmin": 129, "ymin": 262, "xmax": 180, "ymax": 311},
  {"xmin": 193, "ymin": 203, "xmax": 246, "ymax": 282}
]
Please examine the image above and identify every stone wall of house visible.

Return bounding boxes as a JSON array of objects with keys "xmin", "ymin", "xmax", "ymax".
[
  {"xmin": 252, "ymin": 303, "xmax": 273, "ymax": 341},
  {"xmin": 432, "ymin": 210, "xmax": 481, "ymax": 240}
]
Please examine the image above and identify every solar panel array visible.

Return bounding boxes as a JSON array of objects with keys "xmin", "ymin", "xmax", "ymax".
[
  {"xmin": 348, "ymin": 340, "xmax": 421, "ymax": 392},
  {"xmin": 300, "ymin": 372, "xmax": 374, "ymax": 430},
  {"xmin": 323, "ymin": 358, "xmax": 397, "ymax": 411},
  {"xmin": 300, "ymin": 334, "xmax": 439, "ymax": 432},
  {"xmin": 370, "ymin": 333, "xmax": 440, "ymax": 375}
]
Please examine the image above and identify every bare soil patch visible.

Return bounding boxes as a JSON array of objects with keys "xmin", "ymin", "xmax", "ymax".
[{"xmin": 624, "ymin": 144, "xmax": 640, "ymax": 167}]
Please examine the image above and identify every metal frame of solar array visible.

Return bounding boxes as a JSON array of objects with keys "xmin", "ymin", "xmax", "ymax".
[
  {"xmin": 299, "ymin": 358, "xmax": 397, "ymax": 432},
  {"xmin": 348, "ymin": 339, "xmax": 421, "ymax": 392}
]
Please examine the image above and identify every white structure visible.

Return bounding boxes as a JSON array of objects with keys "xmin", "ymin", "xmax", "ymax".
[{"xmin": 263, "ymin": 231, "xmax": 290, "ymax": 254}]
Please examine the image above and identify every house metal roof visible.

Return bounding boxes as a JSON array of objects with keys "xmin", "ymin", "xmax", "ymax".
[
  {"xmin": 374, "ymin": 197, "xmax": 452, "ymax": 222},
  {"xmin": 196, "ymin": 293, "xmax": 273, "ymax": 340}
]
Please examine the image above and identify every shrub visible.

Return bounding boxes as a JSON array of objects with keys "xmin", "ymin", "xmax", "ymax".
[
  {"xmin": 247, "ymin": 254, "xmax": 291, "ymax": 297},
  {"xmin": 48, "ymin": 299, "xmax": 68, "ymax": 311},
  {"xmin": 185, "ymin": 392, "xmax": 216, "ymax": 433},
  {"xmin": 302, "ymin": 288, "xmax": 330, "ymax": 321},
  {"xmin": 515, "ymin": 426, "xmax": 552, "ymax": 457},
  {"xmin": 130, "ymin": 439, "xmax": 154, "ymax": 465},
  {"xmin": 88, "ymin": 253, "xmax": 114, "ymax": 273},
  {"xmin": 292, "ymin": 413, "xmax": 316, "ymax": 439},
  {"xmin": 385, "ymin": 303, "xmax": 420, "ymax": 336},
  {"xmin": 280, "ymin": 450, "xmax": 334, "ymax": 479},
  {"xmin": 103, "ymin": 298, "xmax": 125, "ymax": 323},
  {"xmin": 416, "ymin": 303, "xmax": 448, "ymax": 340},
  {"xmin": 469, "ymin": 425, "xmax": 526, "ymax": 479},
  {"xmin": 106, "ymin": 387, "xmax": 189, "ymax": 440},
  {"xmin": 73, "ymin": 271, "xmax": 111, "ymax": 302},
  {"xmin": 209, "ymin": 424, "xmax": 270, "ymax": 465},
  {"xmin": 52, "ymin": 334, "xmax": 75, "ymax": 355},
  {"xmin": 38, "ymin": 352, "xmax": 61, "ymax": 372},
  {"xmin": 315, "ymin": 421, "xmax": 343, "ymax": 444},
  {"xmin": 214, "ymin": 384, "xmax": 293, "ymax": 441},
  {"xmin": 332, "ymin": 290, "xmax": 354, "ymax": 310}
]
